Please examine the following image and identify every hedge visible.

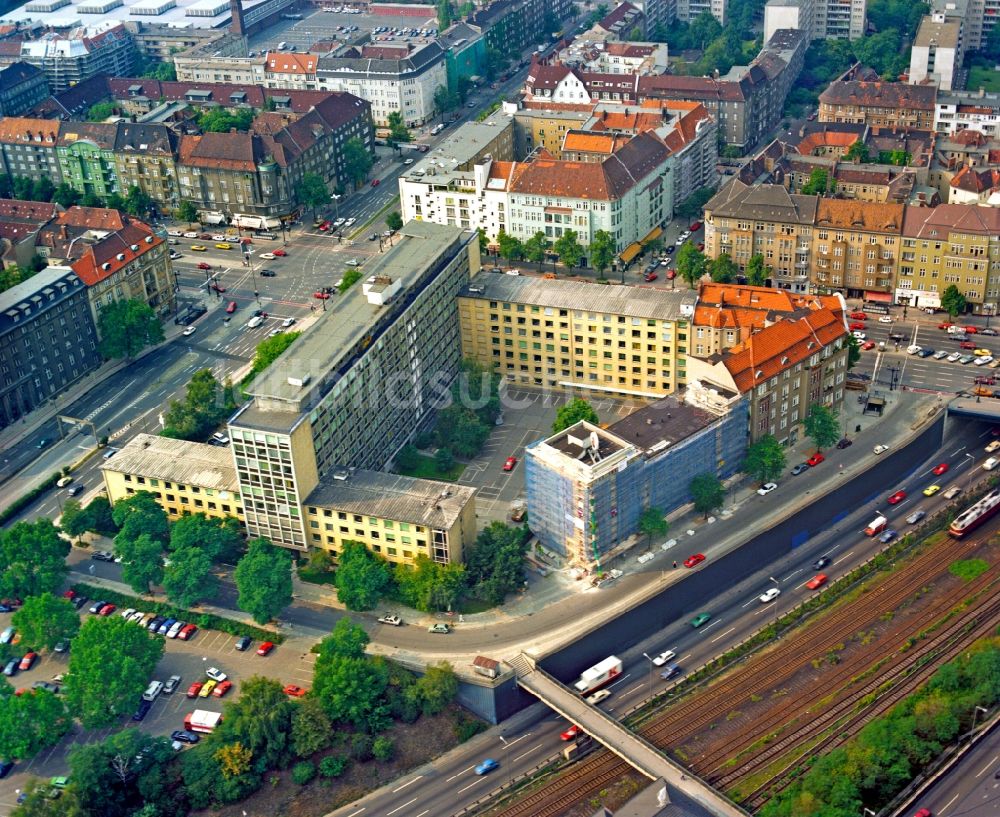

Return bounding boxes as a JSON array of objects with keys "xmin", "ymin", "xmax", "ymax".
[
  {"xmin": 0, "ymin": 472, "xmax": 61, "ymax": 525},
  {"xmin": 71, "ymin": 582, "xmax": 285, "ymax": 644}
]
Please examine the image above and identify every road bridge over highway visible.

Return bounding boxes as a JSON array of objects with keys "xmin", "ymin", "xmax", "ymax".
[
  {"xmin": 508, "ymin": 654, "xmax": 750, "ymax": 817},
  {"xmin": 948, "ymin": 396, "xmax": 1000, "ymax": 422}
]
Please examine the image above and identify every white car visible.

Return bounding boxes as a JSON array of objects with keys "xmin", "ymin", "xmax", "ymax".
[
  {"xmin": 975, "ymin": 356, "xmax": 994, "ymax": 366},
  {"xmin": 205, "ymin": 667, "xmax": 227, "ymax": 682},
  {"xmin": 169, "ymin": 251, "xmax": 182, "ymax": 260},
  {"xmin": 120, "ymin": 608, "xmax": 136, "ymax": 619},
  {"xmin": 403, "ymin": 158, "xmax": 414, "ymax": 165},
  {"xmin": 183, "ymin": 231, "xmax": 199, "ymax": 239},
  {"xmin": 757, "ymin": 482, "xmax": 778, "ymax": 496},
  {"xmin": 282, "ymin": 317, "xmax": 296, "ymax": 328},
  {"xmin": 167, "ymin": 620, "xmax": 185, "ymax": 638},
  {"xmin": 333, "ymin": 217, "xmax": 345, "ymax": 227},
  {"xmin": 759, "ymin": 587, "xmax": 781, "ymax": 603},
  {"xmin": 947, "ymin": 352, "xmax": 963, "ymax": 362},
  {"xmin": 259, "ymin": 253, "xmax": 276, "ymax": 260},
  {"xmin": 344, "ymin": 217, "xmax": 357, "ymax": 227},
  {"xmin": 168, "ymin": 230, "xmax": 182, "ymax": 237},
  {"xmin": 985, "ymin": 457, "xmax": 1000, "ymax": 471},
  {"xmin": 505, "ymin": 269, "xmax": 521, "ymax": 276},
  {"xmin": 933, "ymin": 350, "xmax": 949, "ymax": 359},
  {"xmin": 651, "ymin": 650, "xmax": 676, "ymax": 666},
  {"xmin": 852, "ymin": 331, "xmax": 866, "ymax": 340},
  {"xmin": 182, "ymin": 326, "xmax": 196, "ymax": 336},
  {"xmin": 212, "ymin": 234, "xmax": 226, "ymax": 241},
  {"xmin": 585, "ymin": 689, "xmax": 611, "ymax": 705},
  {"xmin": 986, "ymin": 440, "xmax": 1000, "ymax": 454},
  {"xmin": 878, "ymin": 316, "xmax": 893, "ymax": 323},
  {"xmin": 873, "ymin": 444, "xmax": 890, "ymax": 455},
  {"xmin": 906, "ymin": 345, "xmax": 921, "ymax": 355}
]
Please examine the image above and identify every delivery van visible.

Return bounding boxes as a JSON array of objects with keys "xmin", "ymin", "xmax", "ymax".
[{"xmin": 864, "ymin": 515, "xmax": 888, "ymax": 536}]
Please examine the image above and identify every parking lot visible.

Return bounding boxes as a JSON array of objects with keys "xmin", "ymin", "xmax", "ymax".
[
  {"xmin": 0, "ymin": 604, "xmax": 318, "ymax": 814},
  {"xmin": 247, "ymin": 7, "xmax": 440, "ymax": 54}
]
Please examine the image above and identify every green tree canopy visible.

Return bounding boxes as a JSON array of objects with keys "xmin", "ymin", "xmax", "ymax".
[
  {"xmin": 553, "ymin": 397, "xmax": 599, "ymax": 433},
  {"xmin": 162, "ymin": 546, "xmax": 218, "ymax": 607},
  {"xmin": 291, "ymin": 696, "xmax": 333, "ymax": 757},
  {"xmin": 638, "ymin": 507, "xmax": 669, "ymax": 550},
  {"xmin": 234, "ymin": 538, "xmax": 293, "ymax": 624},
  {"xmin": 112, "ymin": 490, "xmax": 169, "ymax": 547},
  {"xmin": 463, "ymin": 521, "xmax": 528, "ymax": 605},
  {"xmin": 675, "ymin": 186, "xmax": 717, "ymax": 219},
  {"xmin": 161, "ymin": 368, "xmax": 233, "ymax": 441},
  {"xmin": 334, "ymin": 540, "xmax": 393, "ymax": 611},
  {"xmin": 169, "ymin": 512, "xmax": 243, "ymax": 561},
  {"xmin": 803, "ymin": 403, "xmax": 840, "ymax": 451},
  {"xmin": 496, "ymin": 228, "xmax": 523, "ymax": 262},
  {"xmin": 394, "ymin": 555, "xmax": 466, "ymax": 612},
  {"xmin": 415, "ymin": 661, "xmax": 458, "ymax": 715},
  {"xmin": 0, "ymin": 688, "xmax": 71, "ymax": 761},
  {"xmin": 745, "ymin": 254, "xmax": 769, "ymax": 287},
  {"xmin": 801, "ymin": 167, "xmax": 832, "ymax": 195},
  {"xmin": 59, "ymin": 498, "xmax": 86, "ymax": 542},
  {"xmin": 118, "ymin": 532, "xmax": 165, "ymax": 594},
  {"xmin": 386, "ymin": 110, "xmax": 411, "ymax": 152},
  {"xmin": 176, "ymin": 200, "xmax": 198, "ymax": 222},
  {"xmin": 123, "ymin": 185, "xmax": 153, "ymax": 218},
  {"xmin": 197, "ymin": 108, "xmax": 253, "ymax": 133},
  {"xmin": 553, "ymin": 229, "xmax": 584, "ymax": 269},
  {"xmin": 676, "ymin": 243, "xmax": 706, "ymax": 288},
  {"xmin": 689, "ymin": 472, "xmax": 725, "ymax": 518},
  {"xmin": 709, "ymin": 253, "xmax": 737, "ymax": 283},
  {"xmin": 65, "ymin": 617, "xmax": 164, "ymax": 728},
  {"xmin": 12, "ymin": 592, "xmax": 80, "ymax": 651},
  {"xmin": 589, "ymin": 229, "xmax": 615, "ymax": 276},
  {"xmin": 846, "ymin": 332, "xmax": 861, "ymax": 369},
  {"xmin": 386, "ymin": 210, "xmax": 404, "ymax": 232},
  {"xmin": 241, "ymin": 330, "xmax": 301, "ymax": 389},
  {"xmin": 845, "ymin": 141, "xmax": 871, "ymax": 163},
  {"xmin": 523, "ymin": 231, "xmax": 548, "ymax": 264},
  {"xmin": 312, "ymin": 646, "xmax": 389, "ymax": 729},
  {"xmin": 97, "ymin": 299, "xmax": 164, "ymax": 360},
  {"xmin": 214, "ymin": 675, "xmax": 294, "ymax": 769},
  {"xmin": 941, "ymin": 284, "xmax": 968, "ymax": 318},
  {"xmin": 295, "ymin": 171, "xmax": 330, "ymax": 217},
  {"xmin": 53, "ymin": 182, "xmax": 81, "ymax": 208},
  {"xmin": 343, "ymin": 137, "xmax": 374, "ymax": 188},
  {"xmin": 87, "ymin": 101, "xmax": 116, "ymax": 121},
  {"xmin": 0, "ymin": 518, "xmax": 69, "ymax": 600},
  {"xmin": 743, "ymin": 435, "xmax": 787, "ymax": 484}
]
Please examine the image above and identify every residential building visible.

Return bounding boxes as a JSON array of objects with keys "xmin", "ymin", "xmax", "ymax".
[
  {"xmin": 16, "ymin": 24, "xmax": 136, "ymax": 93},
  {"xmin": 457, "ymin": 274, "xmax": 695, "ymax": 398},
  {"xmin": 469, "ymin": 0, "xmax": 572, "ymax": 58},
  {"xmin": 676, "ymin": 0, "xmax": 727, "ymax": 24},
  {"xmin": 0, "ymin": 266, "xmax": 102, "ymax": 432},
  {"xmin": 897, "ymin": 204, "xmax": 1000, "ymax": 312},
  {"xmin": 113, "ymin": 123, "xmax": 180, "ymax": 217},
  {"xmin": 174, "ymin": 55, "xmax": 267, "ymax": 85},
  {"xmin": 0, "ymin": 117, "xmax": 61, "ymax": 186},
  {"xmin": 555, "ymin": 37, "xmax": 669, "ymax": 76},
  {"xmin": 928, "ymin": 0, "xmax": 994, "ymax": 51},
  {"xmin": 595, "ymin": 2, "xmax": 647, "ymax": 37},
  {"xmin": 228, "ymin": 222, "xmax": 477, "ymax": 551},
  {"xmin": 0, "ymin": 62, "xmax": 48, "ymax": 117},
  {"xmin": 56, "ymin": 123, "xmax": 120, "ymax": 202},
  {"xmin": 0, "ymin": 199, "xmax": 60, "ymax": 271},
  {"xmin": 703, "ymin": 180, "xmax": 820, "ymax": 293},
  {"xmin": 101, "ymin": 434, "xmax": 245, "ymax": 523},
  {"xmin": 909, "ymin": 12, "xmax": 963, "ymax": 91},
  {"xmin": 685, "ymin": 305, "xmax": 849, "ymax": 444},
  {"xmin": 524, "ymin": 393, "xmax": 747, "ymax": 569},
  {"xmin": 264, "ymin": 51, "xmax": 319, "ymax": 90},
  {"xmin": 764, "ymin": 0, "xmax": 816, "ymax": 43},
  {"xmin": 439, "ymin": 22, "xmax": 486, "ymax": 90},
  {"xmin": 818, "ymin": 80, "xmax": 938, "ymax": 130},
  {"xmin": 302, "ymin": 470, "xmax": 477, "ymax": 566},
  {"xmin": 934, "ymin": 89, "xmax": 1000, "ymax": 137},
  {"xmin": 641, "ymin": 0, "xmax": 679, "ymax": 32},
  {"xmin": 948, "ymin": 165, "xmax": 1000, "ymax": 205},
  {"xmin": 813, "ymin": 0, "xmax": 866, "ymax": 38}
]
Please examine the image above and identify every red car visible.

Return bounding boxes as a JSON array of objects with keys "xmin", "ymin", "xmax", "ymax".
[
  {"xmin": 211, "ymin": 283, "xmax": 226, "ymax": 293},
  {"xmin": 850, "ymin": 312, "xmax": 868, "ymax": 320},
  {"xmin": 849, "ymin": 322, "xmax": 865, "ymax": 331},
  {"xmin": 257, "ymin": 641, "xmax": 274, "ymax": 656},
  {"xmin": 18, "ymin": 652, "xmax": 37, "ymax": 671},
  {"xmin": 560, "ymin": 725, "xmax": 581, "ymax": 741},
  {"xmin": 240, "ymin": 237, "xmax": 253, "ymax": 245},
  {"xmin": 313, "ymin": 291, "xmax": 330, "ymax": 299},
  {"xmin": 186, "ymin": 682, "xmax": 203, "ymax": 698},
  {"xmin": 644, "ymin": 271, "xmax": 658, "ymax": 282},
  {"xmin": 178, "ymin": 623, "xmax": 198, "ymax": 641},
  {"xmin": 861, "ymin": 340, "xmax": 876, "ymax": 350},
  {"xmin": 938, "ymin": 322, "xmax": 954, "ymax": 330},
  {"xmin": 371, "ymin": 178, "xmax": 381, "ymax": 187},
  {"xmin": 912, "ymin": 810, "xmax": 931, "ymax": 817},
  {"xmin": 697, "ymin": 242, "xmax": 704, "ymax": 252},
  {"xmin": 684, "ymin": 553, "xmax": 706, "ymax": 568},
  {"xmin": 199, "ymin": 233, "xmax": 212, "ymax": 240},
  {"xmin": 806, "ymin": 453, "xmax": 825, "ymax": 467},
  {"xmin": 503, "ymin": 456, "xmax": 518, "ymax": 471},
  {"xmin": 887, "ymin": 490, "xmax": 907, "ymax": 505},
  {"xmin": 960, "ymin": 340, "xmax": 976, "ymax": 349},
  {"xmin": 99, "ymin": 603, "xmax": 116, "ymax": 616},
  {"xmin": 318, "ymin": 221, "xmax": 331, "ymax": 231},
  {"xmin": 213, "ymin": 680, "xmax": 233, "ymax": 697},
  {"xmin": 932, "ymin": 462, "xmax": 949, "ymax": 475},
  {"xmin": 272, "ymin": 249, "xmax": 287, "ymax": 257},
  {"xmin": 806, "ymin": 574, "xmax": 828, "ymax": 590},
  {"xmin": 62, "ymin": 590, "xmax": 76, "ymax": 600},
  {"xmin": 689, "ymin": 221, "xmax": 702, "ymax": 232},
  {"xmin": 226, "ymin": 301, "xmax": 237, "ymax": 314},
  {"xmin": 964, "ymin": 326, "xmax": 978, "ymax": 334},
  {"xmin": 197, "ymin": 262, "xmax": 211, "ymax": 270},
  {"xmin": 283, "ymin": 685, "xmax": 308, "ymax": 697}
]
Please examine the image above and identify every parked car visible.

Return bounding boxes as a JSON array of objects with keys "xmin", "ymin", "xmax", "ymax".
[
  {"xmin": 378, "ymin": 614, "xmax": 402, "ymax": 626},
  {"xmin": 791, "ymin": 463, "xmax": 809, "ymax": 475},
  {"xmin": 757, "ymin": 482, "xmax": 777, "ymax": 495},
  {"xmin": 186, "ymin": 682, "xmax": 203, "ymax": 698},
  {"xmin": 213, "ymin": 680, "xmax": 233, "ymax": 697},
  {"xmin": 18, "ymin": 652, "xmax": 37, "ymax": 671},
  {"xmin": 806, "ymin": 453, "xmax": 825, "ymax": 467},
  {"xmin": 683, "ymin": 553, "xmax": 706, "ymax": 568},
  {"xmin": 283, "ymin": 685, "xmax": 308, "ymax": 697},
  {"xmin": 171, "ymin": 730, "xmax": 200, "ymax": 744},
  {"xmin": 428, "ymin": 623, "xmax": 450, "ymax": 634},
  {"xmin": 257, "ymin": 641, "xmax": 275, "ymax": 656},
  {"xmin": 235, "ymin": 636, "xmax": 252, "ymax": 651},
  {"xmin": 206, "ymin": 667, "xmax": 227, "ymax": 682},
  {"xmin": 164, "ymin": 675, "xmax": 181, "ymax": 694}
]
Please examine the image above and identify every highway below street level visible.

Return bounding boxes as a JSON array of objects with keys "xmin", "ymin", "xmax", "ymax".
[{"xmin": 910, "ymin": 719, "xmax": 1000, "ymax": 817}]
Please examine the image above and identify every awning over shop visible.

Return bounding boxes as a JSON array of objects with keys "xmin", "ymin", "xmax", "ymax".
[
  {"xmin": 620, "ymin": 242, "xmax": 642, "ymax": 264},
  {"xmin": 640, "ymin": 226, "xmax": 663, "ymax": 245},
  {"xmin": 864, "ymin": 291, "xmax": 892, "ymax": 303}
]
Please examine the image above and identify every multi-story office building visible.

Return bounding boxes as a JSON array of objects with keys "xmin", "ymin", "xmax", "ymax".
[
  {"xmin": 56, "ymin": 123, "xmax": 120, "ymax": 202},
  {"xmin": 0, "ymin": 62, "xmax": 49, "ymax": 118},
  {"xmin": 897, "ymin": 204, "xmax": 1000, "ymax": 312},
  {"xmin": 525, "ymin": 393, "xmax": 747, "ymax": 568},
  {"xmin": 458, "ymin": 274, "xmax": 695, "ymax": 398},
  {"xmin": 0, "ymin": 117, "xmax": 61, "ymax": 186},
  {"xmin": 0, "ymin": 266, "xmax": 102, "ymax": 432},
  {"xmin": 819, "ymin": 80, "xmax": 938, "ymax": 130},
  {"xmin": 228, "ymin": 222, "xmax": 478, "ymax": 552},
  {"xmin": 101, "ymin": 434, "xmax": 245, "ymax": 523}
]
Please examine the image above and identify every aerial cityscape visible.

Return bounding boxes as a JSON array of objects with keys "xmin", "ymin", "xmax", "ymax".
[{"xmin": 0, "ymin": 0, "xmax": 999, "ymax": 815}]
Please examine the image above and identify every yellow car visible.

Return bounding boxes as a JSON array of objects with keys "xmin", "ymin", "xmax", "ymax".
[
  {"xmin": 215, "ymin": 242, "xmax": 232, "ymax": 250},
  {"xmin": 190, "ymin": 245, "xmax": 207, "ymax": 252},
  {"xmin": 923, "ymin": 484, "xmax": 941, "ymax": 497},
  {"xmin": 199, "ymin": 679, "xmax": 217, "ymax": 698},
  {"xmin": 974, "ymin": 348, "xmax": 991, "ymax": 357}
]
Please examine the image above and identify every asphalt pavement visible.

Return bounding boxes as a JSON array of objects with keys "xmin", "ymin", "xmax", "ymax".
[{"xmin": 909, "ymin": 717, "xmax": 1000, "ymax": 817}]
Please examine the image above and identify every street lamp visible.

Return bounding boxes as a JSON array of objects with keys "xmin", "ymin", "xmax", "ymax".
[
  {"xmin": 863, "ymin": 809, "xmax": 876, "ymax": 817},
  {"xmin": 971, "ymin": 704, "xmax": 988, "ymax": 736},
  {"xmin": 965, "ymin": 452, "xmax": 976, "ymax": 491},
  {"xmin": 641, "ymin": 652, "xmax": 656, "ymax": 701}
]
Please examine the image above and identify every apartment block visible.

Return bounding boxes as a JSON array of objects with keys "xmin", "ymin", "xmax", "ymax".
[
  {"xmin": 0, "ymin": 117, "xmax": 61, "ymax": 185},
  {"xmin": 686, "ymin": 305, "xmax": 849, "ymax": 444},
  {"xmin": 457, "ymin": 274, "xmax": 695, "ymax": 399},
  {"xmin": 15, "ymin": 23, "xmax": 136, "ymax": 94},
  {"xmin": 113, "ymin": 124, "xmax": 180, "ymax": 216},
  {"xmin": 56, "ymin": 123, "xmax": 120, "ymax": 202},
  {"xmin": 909, "ymin": 12, "xmax": 963, "ymax": 91},
  {"xmin": 0, "ymin": 266, "xmax": 102, "ymax": 433},
  {"xmin": 101, "ymin": 434, "xmax": 245, "ymax": 523},
  {"xmin": 813, "ymin": 0, "xmax": 866, "ymax": 39},
  {"xmin": 228, "ymin": 222, "xmax": 477, "ymax": 552},
  {"xmin": 934, "ymin": 89, "xmax": 1000, "ymax": 137},
  {"xmin": 174, "ymin": 55, "xmax": 266, "ymax": 86},
  {"xmin": 676, "ymin": 0, "xmax": 728, "ymax": 23},
  {"xmin": 897, "ymin": 204, "xmax": 1000, "ymax": 312},
  {"xmin": 819, "ymin": 80, "xmax": 938, "ymax": 130},
  {"xmin": 0, "ymin": 62, "xmax": 49, "ymax": 118},
  {"xmin": 524, "ymin": 393, "xmax": 746, "ymax": 568}
]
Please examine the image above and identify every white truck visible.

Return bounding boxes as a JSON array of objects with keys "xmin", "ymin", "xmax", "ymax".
[
  {"xmin": 184, "ymin": 709, "xmax": 222, "ymax": 733},
  {"xmin": 572, "ymin": 656, "xmax": 622, "ymax": 695}
]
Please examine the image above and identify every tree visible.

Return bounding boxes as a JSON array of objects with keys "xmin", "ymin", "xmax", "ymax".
[
  {"xmin": 743, "ymin": 435, "xmax": 786, "ymax": 484},
  {"xmin": 394, "ymin": 555, "xmax": 466, "ymax": 612},
  {"xmin": 334, "ymin": 540, "xmax": 393, "ymax": 611},
  {"xmin": 386, "ymin": 110, "xmax": 411, "ymax": 153},
  {"xmin": 214, "ymin": 742, "xmax": 253, "ymax": 780},
  {"xmin": 343, "ymin": 137, "xmax": 374, "ymax": 188},
  {"xmin": 436, "ymin": 0, "xmax": 452, "ymax": 29},
  {"xmin": 295, "ymin": 171, "xmax": 329, "ymax": 219},
  {"xmin": 553, "ymin": 397, "xmax": 599, "ymax": 433},
  {"xmin": 589, "ymin": 229, "xmax": 615, "ymax": 277},
  {"xmin": 241, "ymin": 330, "xmax": 302, "ymax": 389},
  {"xmin": 941, "ymin": 284, "xmax": 968, "ymax": 317},
  {"xmin": 745, "ymin": 254, "xmax": 769, "ymax": 287},
  {"xmin": 386, "ymin": 210, "xmax": 404, "ymax": 232},
  {"xmin": 709, "ymin": 253, "xmax": 737, "ymax": 283},
  {"xmin": 324, "ymin": 617, "xmax": 370, "ymax": 660},
  {"xmin": 119, "ymin": 532, "xmax": 164, "ymax": 594},
  {"xmin": 291, "ymin": 695, "xmax": 332, "ymax": 758},
  {"xmin": 312, "ymin": 647, "xmax": 389, "ymax": 729},
  {"xmin": 12, "ymin": 593, "xmax": 80, "ymax": 651},
  {"xmin": 463, "ymin": 522, "xmax": 528, "ymax": 605},
  {"xmin": 162, "ymin": 547, "xmax": 218, "ymax": 607},
  {"xmin": 215, "ymin": 676, "xmax": 293, "ymax": 769},
  {"xmin": 169, "ymin": 512, "xmax": 243, "ymax": 561},
  {"xmin": 415, "ymin": 661, "xmax": 458, "ymax": 715},
  {"xmin": 123, "ymin": 185, "xmax": 153, "ymax": 218},
  {"xmin": 690, "ymin": 473, "xmax": 725, "ymax": 518},
  {"xmin": 65, "ymin": 616, "xmax": 164, "ymax": 728},
  {"xmin": 553, "ymin": 229, "xmax": 584, "ymax": 269},
  {"xmin": 176, "ymin": 200, "xmax": 198, "ymax": 222},
  {"xmin": 161, "ymin": 368, "xmax": 230, "ymax": 441},
  {"xmin": 523, "ymin": 231, "xmax": 548, "ymax": 264},
  {"xmin": 53, "ymin": 183, "xmax": 81, "ymax": 208},
  {"xmin": 112, "ymin": 491, "xmax": 169, "ymax": 546},
  {"xmin": 31, "ymin": 177, "xmax": 54, "ymax": 204},
  {"xmin": 234, "ymin": 538, "xmax": 293, "ymax": 624},
  {"xmin": 59, "ymin": 498, "xmax": 86, "ymax": 542},
  {"xmin": 496, "ymin": 228, "xmax": 523, "ymax": 262},
  {"xmin": 675, "ymin": 186, "xmax": 717, "ymax": 220},
  {"xmin": 638, "ymin": 507, "xmax": 669, "ymax": 551},
  {"xmin": 803, "ymin": 403, "xmax": 840, "ymax": 451},
  {"xmin": 434, "ymin": 84, "xmax": 458, "ymax": 119},
  {"xmin": 97, "ymin": 299, "xmax": 164, "ymax": 360},
  {"xmin": 846, "ymin": 332, "xmax": 861, "ymax": 369},
  {"xmin": 676, "ymin": 242, "xmax": 707, "ymax": 288},
  {"xmin": 88, "ymin": 101, "xmax": 116, "ymax": 121},
  {"xmin": 801, "ymin": 167, "xmax": 831, "ymax": 195},
  {"xmin": 0, "ymin": 518, "xmax": 69, "ymax": 600},
  {"xmin": 0, "ymin": 688, "xmax": 71, "ymax": 760},
  {"xmin": 845, "ymin": 141, "xmax": 871, "ymax": 163},
  {"xmin": 197, "ymin": 108, "xmax": 253, "ymax": 133},
  {"xmin": 435, "ymin": 446, "xmax": 455, "ymax": 473}
]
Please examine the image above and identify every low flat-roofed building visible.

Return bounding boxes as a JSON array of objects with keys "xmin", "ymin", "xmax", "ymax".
[
  {"xmin": 100, "ymin": 433, "xmax": 244, "ymax": 522},
  {"xmin": 303, "ymin": 469, "xmax": 476, "ymax": 565},
  {"xmin": 525, "ymin": 393, "xmax": 747, "ymax": 568}
]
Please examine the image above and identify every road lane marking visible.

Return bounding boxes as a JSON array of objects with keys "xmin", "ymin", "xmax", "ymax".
[
  {"xmin": 709, "ymin": 626, "xmax": 735, "ymax": 643},
  {"xmin": 782, "ymin": 568, "xmax": 802, "ymax": 581},
  {"xmin": 514, "ymin": 744, "xmax": 544, "ymax": 762},
  {"xmin": 385, "ymin": 798, "xmax": 417, "ymax": 815},
  {"xmin": 832, "ymin": 551, "xmax": 854, "ymax": 566},
  {"xmin": 446, "ymin": 766, "xmax": 476, "ymax": 782},
  {"xmin": 742, "ymin": 597, "xmax": 757, "ymax": 608},
  {"xmin": 457, "ymin": 778, "xmax": 488, "ymax": 794},
  {"xmin": 608, "ymin": 673, "xmax": 632, "ymax": 689},
  {"xmin": 346, "ymin": 809, "xmax": 365, "ymax": 817},
  {"xmin": 414, "ymin": 811, "xmax": 429, "ymax": 817},
  {"xmin": 392, "ymin": 776, "xmax": 422, "ymax": 793},
  {"xmin": 941, "ymin": 792, "xmax": 961, "ymax": 813}
]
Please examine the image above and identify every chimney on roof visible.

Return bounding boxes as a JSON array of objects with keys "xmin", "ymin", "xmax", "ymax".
[{"xmin": 59, "ymin": 225, "xmax": 67, "ymax": 240}]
